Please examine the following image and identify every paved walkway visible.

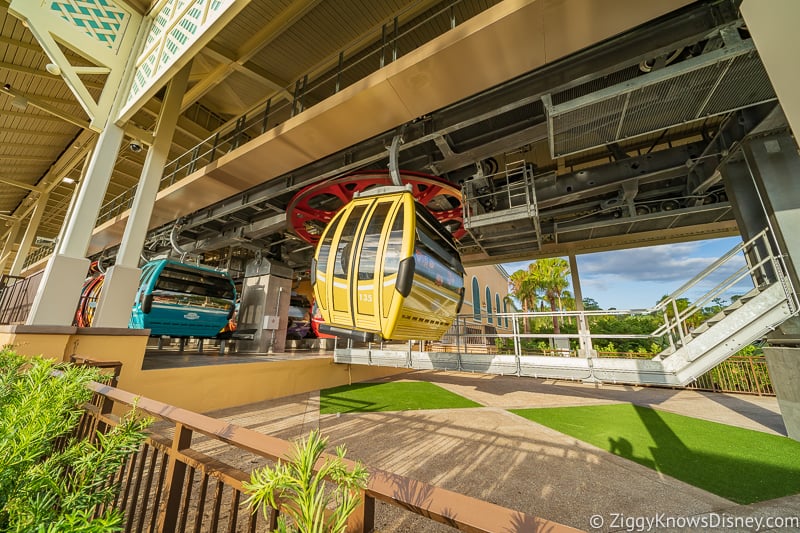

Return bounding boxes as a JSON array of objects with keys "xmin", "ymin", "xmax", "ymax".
[{"xmin": 201, "ymin": 370, "xmax": 798, "ymax": 532}]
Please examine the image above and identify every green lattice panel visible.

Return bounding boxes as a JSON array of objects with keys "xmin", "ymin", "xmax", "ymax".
[
  {"xmin": 50, "ymin": 0, "xmax": 128, "ymax": 50},
  {"xmin": 128, "ymin": 0, "xmax": 234, "ymax": 105}
]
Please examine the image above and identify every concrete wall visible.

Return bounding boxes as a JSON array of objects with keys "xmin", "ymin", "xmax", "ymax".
[
  {"xmin": 0, "ymin": 325, "xmax": 149, "ymax": 363},
  {"xmin": 126, "ymin": 357, "xmax": 406, "ymax": 413},
  {"xmin": 763, "ymin": 345, "xmax": 800, "ymax": 441}
]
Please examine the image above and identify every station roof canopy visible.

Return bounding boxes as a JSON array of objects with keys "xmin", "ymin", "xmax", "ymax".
[{"xmin": 0, "ymin": 0, "xmax": 781, "ymax": 273}]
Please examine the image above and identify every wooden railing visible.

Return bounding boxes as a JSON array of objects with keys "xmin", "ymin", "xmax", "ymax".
[{"xmin": 78, "ymin": 380, "xmax": 579, "ymax": 533}]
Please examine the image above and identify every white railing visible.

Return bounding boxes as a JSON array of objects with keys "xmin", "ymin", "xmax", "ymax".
[
  {"xmin": 651, "ymin": 228, "xmax": 796, "ymax": 352},
  {"xmin": 358, "ymin": 229, "xmax": 796, "ymax": 363}
]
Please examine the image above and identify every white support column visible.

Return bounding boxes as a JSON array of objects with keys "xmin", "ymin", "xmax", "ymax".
[
  {"xmin": 9, "ymin": 192, "xmax": 50, "ymax": 276},
  {"xmin": 93, "ymin": 64, "xmax": 191, "ymax": 328},
  {"xmin": 26, "ymin": 124, "xmax": 125, "ymax": 326},
  {"xmin": 569, "ymin": 254, "xmax": 594, "ymax": 358},
  {"xmin": 0, "ymin": 221, "xmax": 21, "ymax": 274},
  {"xmin": 54, "ymin": 143, "xmax": 95, "ymax": 249}
]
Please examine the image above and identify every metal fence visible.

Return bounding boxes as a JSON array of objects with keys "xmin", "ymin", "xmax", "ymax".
[
  {"xmin": 0, "ymin": 272, "xmax": 43, "ymax": 324},
  {"xmin": 685, "ymin": 356, "xmax": 773, "ymax": 396},
  {"xmin": 68, "ymin": 370, "xmax": 569, "ymax": 532}
]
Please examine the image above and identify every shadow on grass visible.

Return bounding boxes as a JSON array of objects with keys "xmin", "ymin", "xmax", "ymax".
[{"xmin": 514, "ymin": 404, "xmax": 800, "ymax": 504}]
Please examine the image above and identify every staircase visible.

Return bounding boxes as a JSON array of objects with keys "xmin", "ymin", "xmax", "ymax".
[{"xmin": 334, "ymin": 229, "xmax": 798, "ymax": 387}]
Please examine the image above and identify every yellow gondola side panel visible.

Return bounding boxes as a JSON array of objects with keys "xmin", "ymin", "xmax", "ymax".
[
  {"xmin": 314, "ymin": 190, "xmax": 463, "ymax": 341},
  {"xmin": 388, "ymin": 198, "xmax": 464, "ymax": 340},
  {"xmin": 313, "ymin": 208, "xmax": 344, "ymax": 318}
]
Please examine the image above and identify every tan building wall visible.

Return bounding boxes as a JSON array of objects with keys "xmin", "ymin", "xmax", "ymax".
[{"xmin": 463, "ymin": 264, "xmax": 511, "ymax": 332}]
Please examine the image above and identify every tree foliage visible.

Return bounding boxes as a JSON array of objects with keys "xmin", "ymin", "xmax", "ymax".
[
  {"xmin": 582, "ymin": 297, "xmax": 601, "ymax": 311},
  {"xmin": 509, "ymin": 258, "xmax": 571, "ymax": 334},
  {"xmin": 0, "ymin": 348, "xmax": 150, "ymax": 532}
]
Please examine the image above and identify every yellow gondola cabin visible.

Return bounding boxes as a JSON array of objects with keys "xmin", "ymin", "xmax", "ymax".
[{"xmin": 311, "ymin": 186, "xmax": 465, "ymax": 342}]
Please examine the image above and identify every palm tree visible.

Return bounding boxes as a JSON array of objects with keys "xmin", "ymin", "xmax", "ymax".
[
  {"xmin": 559, "ymin": 289, "xmax": 576, "ymax": 326},
  {"xmin": 527, "ymin": 258, "xmax": 570, "ymax": 334},
  {"xmin": 509, "ymin": 269, "xmax": 537, "ymax": 334}
]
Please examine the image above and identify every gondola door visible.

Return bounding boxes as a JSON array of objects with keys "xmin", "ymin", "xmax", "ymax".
[
  {"xmin": 326, "ymin": 203, "xmax": 368, "ymax": 329},
  {"xmin": 312, "ymin": 190, "xmax": 417, "ymax": 340},
  {"xmin": 352, "ymin": 197, "xmax": 404, "ymax": 334}
]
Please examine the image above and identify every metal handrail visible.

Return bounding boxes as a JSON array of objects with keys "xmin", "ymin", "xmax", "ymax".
[
  {"xmin": 654, "ymin": 228, "xmax": 768, "ymax": 310},
  {"xmin": 650, "ymin": 229, "xmax": 792, "ymax": 347}
]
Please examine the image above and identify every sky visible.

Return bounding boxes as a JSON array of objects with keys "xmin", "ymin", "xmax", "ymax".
[{"xmin": 502, "ymin": 236, "xmax": 753, "ymax": 311}]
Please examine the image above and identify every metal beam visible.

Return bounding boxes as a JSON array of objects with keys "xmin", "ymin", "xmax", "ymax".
[
  {"xmin": 0, "ymin": 85, "xmax": 90, "ymax": 129},
  {"xmin": 141, "ymin": 99, "xmax": 216, "ymax": 144},
  {"xmin": 181, "ymin": 0, "xmax": 320, "ymax": 109},
  {"xmin": 535, "ymin": 142, "xmax": 706, "ymax": 209},
  {"xmin": 189, "ymin": 44, "xmax": 293, "ymax": 108},
  {"xmin": 0, "ymin": 60, "xmax": 104, "ymax": 90},
  {"xmin": 0, "ymin": 176, "xmax": 42, "ymax": 192}
]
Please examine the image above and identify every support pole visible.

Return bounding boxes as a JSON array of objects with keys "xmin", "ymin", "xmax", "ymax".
[
  {"xmin": 93, "ymin": 64, "xmax": 191, "ymax": 328},
  {"xmin": 9, "ymin": 192, "xmax": 49, "ymax": 276},
  {"xmin": 736, "ymin": 133, "xmax": 800, "ymax": 442},
  {"xmin": 569, "ymin": 254, "xmax": 594, "ymax": 358},
  {"xmin": 0, "ymin": 220, "xmax": 21, "ymax": 273},
  {"xmin": 55, "ymin": 143, "xmax": 95, "ymax": 249}
]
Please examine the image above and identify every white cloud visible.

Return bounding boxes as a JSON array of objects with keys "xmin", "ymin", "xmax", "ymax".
[
  {"xmin": 577, "ymin": 242, "xmax": 716, "ymax": 282},
  {"xmin": 499, "ymin": 237, "xmax": 752, "ymax": 309}
]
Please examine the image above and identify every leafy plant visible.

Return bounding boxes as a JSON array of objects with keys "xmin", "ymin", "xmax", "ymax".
[
  {"xmin": 244, "ymin": 429, "xmax": 368, "ymax": 533},
  {"xmin": 0, "ymin": 348, "xmax": 150, "ymax": 532}
]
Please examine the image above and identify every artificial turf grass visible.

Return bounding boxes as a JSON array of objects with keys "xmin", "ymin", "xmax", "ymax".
[
  {"xmin": 510, "ymin": 403, "xmax": 800, "ymax": 505},
  {"xmin": 320, "ymin": 381, "xmax": 481, "ymax": 414}
]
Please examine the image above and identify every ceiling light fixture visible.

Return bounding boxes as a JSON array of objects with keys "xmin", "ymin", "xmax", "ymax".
[
  {"xmin": 10, "ymin": 95, "xmax": 28, "ymax": 110},
  {"xmin": 61, "ymin": 176, "xmax": 76, "ymax": 184},
  {"xmin": 45, "ymin": 63, "xmax": 61, "ymax": 76}
]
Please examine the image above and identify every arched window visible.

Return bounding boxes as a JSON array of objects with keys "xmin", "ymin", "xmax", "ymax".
[
  {"xmin": 486, "ymin": 286, "xmax": 493, "ymax": 323},
  {"xmin": 503, "ymin": 299, "xmax": 509, "ymax": 328},
  {"xmin": 472, "ymin": 277, "xmax": 481, "ymax": 321},
  {"xmin": 495, "ymin": 293, "xmax": 501, "ymax": 327}
]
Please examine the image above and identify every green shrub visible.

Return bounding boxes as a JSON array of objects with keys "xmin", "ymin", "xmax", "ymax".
[
  {"xmin": 0, "ymin": 348, "xmax": 150, "ymax": 532},
  {"xmin": 244, "ymin": 429, "xmax": 368, "ymax": 533}
]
